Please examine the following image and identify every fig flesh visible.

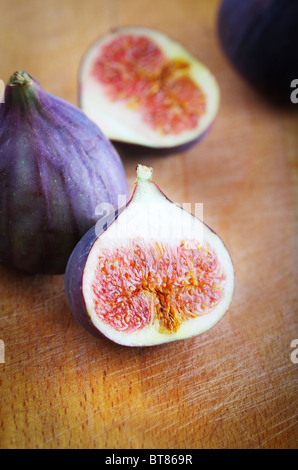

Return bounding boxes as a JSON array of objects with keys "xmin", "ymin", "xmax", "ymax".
[
  {"xmin": 0, "ymin": 71, "xmax": 129, "ymax": 274},
  {"xmin": 79, "ymin": 27, "xmax": 220, "ymax": 150},
  {"xmin": 65, "ymin": 165, "xmax": 234, "ymax": 347}
]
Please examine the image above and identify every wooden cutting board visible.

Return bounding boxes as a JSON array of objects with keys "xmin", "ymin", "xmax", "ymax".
[{"xmin": 0, "ymin": 0, "xmax": 297, "ymax": 449}]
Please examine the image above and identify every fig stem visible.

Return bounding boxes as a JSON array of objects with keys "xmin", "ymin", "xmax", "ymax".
[
  {"xmin": 136, "ymin": 164, "xmax": 153, "ymax": 183},
  {"xmin": 5, "ymin": 71, "xmax": 41, "ymax": 110},
  {"xmin": 7, "ymin": 71, "xmax": 33, "ymax": 87}
]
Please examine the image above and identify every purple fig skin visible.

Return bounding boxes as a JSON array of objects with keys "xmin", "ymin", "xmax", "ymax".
[
  {"xmin": 217, "ymin": 0, "xmax": 298, "ymax": 106},
  {"xmin": 64, "ymin": 208, "xmax": 124, "ymax": 340},
  {"xmin": 64, "ymin": 225, "xmax": 101, "ymax": 338},
  {"xmin": 0, "ymin": 72, "xmax": 129, "ymax": 274}
]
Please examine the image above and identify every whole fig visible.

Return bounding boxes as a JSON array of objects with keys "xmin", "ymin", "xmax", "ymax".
[{"xmin": 0, "ymin": 71, "xmax": 129, "ymax": 274}]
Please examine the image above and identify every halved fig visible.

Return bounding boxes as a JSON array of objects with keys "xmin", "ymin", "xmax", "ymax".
[
  {"xmin": 79, "ymin": 27, "xmax": 220, "ymax": 151},
  {"xmin": 65, "ymin": 165, "xmax": 234, "ymax": 347}
]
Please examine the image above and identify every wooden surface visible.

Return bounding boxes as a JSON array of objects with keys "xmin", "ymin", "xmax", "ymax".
[{"xmin": 0, "ymin": 0, "xmax": 297, "ymax": 449}]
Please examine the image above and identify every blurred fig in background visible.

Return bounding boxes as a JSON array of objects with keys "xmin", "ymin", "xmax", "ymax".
[{"xmin": 217, "ymin": 0, "xmax": 298, "ymax": 106}]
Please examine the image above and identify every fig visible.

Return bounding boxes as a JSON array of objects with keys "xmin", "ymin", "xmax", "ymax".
[
  {"xmin": 65, "ymin": 165, "xmax": 234, "ymax": 347},
  {"xmin": 218, "ymin": 0, "xmax": 298, "ymax": 105},
  {"xmin": 0, "ymin": 71, "xmax": 129, "ymax": 274},
  {"xmin": 79, "ymin": 27, "xmax": 220, "ymax": 151}
]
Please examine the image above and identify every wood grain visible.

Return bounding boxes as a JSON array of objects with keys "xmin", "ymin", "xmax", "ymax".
[{"xmin": 0, "ymin": 0, "xmax": 297, "ymax": 449}]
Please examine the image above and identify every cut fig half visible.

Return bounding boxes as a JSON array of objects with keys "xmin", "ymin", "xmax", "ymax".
[
  {"xmin": 79, "ymin": 27, "xmax": 220, "ymax": 151},
  {"xmin": 65, "ymin": 165, "xmax": 234, "ymax": 347}
]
